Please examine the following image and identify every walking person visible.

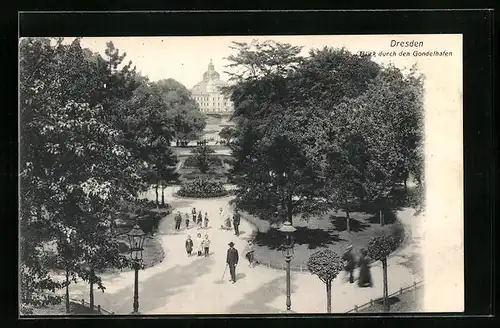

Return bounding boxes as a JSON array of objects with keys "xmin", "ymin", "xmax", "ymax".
[
  {"xmin": 197, "ymin": 211, "xmax": 203, "ymax": 228},
  {"xmin": 185, "ymin": 235, "xmax": 193, "ymax": 257},
  {"xmin": 204, "ymin": 212, "xmax": 210, "ymax": 229},
  {"xmin": 192, "ymin": 207, "xmax": 197, "ymax": 223},
  {"xmin": 185, "ymin": 213, "xmax": 190, "ymax": 229},
  {"xmin": 244, "ymin": 240, "xmax": 256, "ymax": 268},
  {"xmin": 174, "ymin": 211, "xmax": 182, "ymax": 231},
  {"xmin": 219, "ymin": 207, "xmax": 224, "ymax": 229},
  {"xmin": 342, "ymin": 245, "xmax": 356, "ymax": 284},
  {"xmin": 357, "ymin": 248, "xmax": 373, "ymax": 288},
  {"xmin": 195, "ymin": 233, "xmax": 203, "ymax": 257},
  {"xmin": 226, "ymin": 242, "xmax": 239, "ymax": 284},
  {"xmin": 202, "ymin": 234, "xmax": 211, "ymax": 257},
  {"xmin": 232, "ymin": 210, "xmax": 241, "ymax": 236}
]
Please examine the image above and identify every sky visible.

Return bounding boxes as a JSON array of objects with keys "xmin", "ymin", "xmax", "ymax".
[{"xmin": 68, "ymin": 35, "xmax": 458, "ymax": 90}]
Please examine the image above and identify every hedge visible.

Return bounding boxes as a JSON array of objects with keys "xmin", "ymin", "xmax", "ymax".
[{"xmin": 177, "ymin": 177, "xmax": 229, "ymax": 198}]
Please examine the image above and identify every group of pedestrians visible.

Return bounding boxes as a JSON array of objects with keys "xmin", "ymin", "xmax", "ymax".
[
  {"xmin": 342, "ymin": 245, "xmax": 373, "ymax": 288},
  {"xmin": 224, "ymin": 239, "xmax": 256, "ymax": 284},
  {"xmin": 185, "ymin": 233, "xmax": 212, "ymax": 257},
  {"xmin": 173, "ymin": 208, "xmax": 212, "ymax": 231}
]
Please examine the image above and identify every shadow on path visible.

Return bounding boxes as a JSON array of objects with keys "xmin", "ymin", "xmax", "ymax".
[
  {"xmin": 96, "ymin": 257, "xmax": 214, "ymax": 314},
  {"xmin": 227, "ymin": 275, "xmax": 297, "ymax": 314}
]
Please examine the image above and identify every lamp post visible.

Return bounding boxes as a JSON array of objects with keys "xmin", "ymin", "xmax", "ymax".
[
  {"xmin": 279, "ymin": 221, "xmax": 296, "ymax": 312},
  {"xmin": 127, "ymin": 224, "xmax": 146, "ymax": 314}
]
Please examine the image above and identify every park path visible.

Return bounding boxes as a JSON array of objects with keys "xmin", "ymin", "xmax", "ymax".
[{"xmin": 60, "ymin": 187, "xmax": 422, "ymax": 314}]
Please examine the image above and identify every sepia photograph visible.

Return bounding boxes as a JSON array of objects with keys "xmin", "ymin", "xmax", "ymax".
[{"xmin": 19, "ymin": 34, "xmax": 463, "ymax": 316}]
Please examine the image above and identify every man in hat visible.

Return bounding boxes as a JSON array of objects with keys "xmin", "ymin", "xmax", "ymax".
[
  {"xmin": 226, "ymin": 242, "xmax": 239, "ymax": 283},
  {"xmin": 232, "ymin": 210, "xmax": 241, "ymax": 236},
  {"xmin": 342, "ymin": 244, "xmax": 356, "ymax": 283}
]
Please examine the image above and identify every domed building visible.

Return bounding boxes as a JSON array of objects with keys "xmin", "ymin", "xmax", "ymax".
[
  {"xmin": 191, "ymin": 60, "xmax": 235, "ymax": 144},
  {"xmin": 191, "ymin": 59, "xmax": 233, "ymax": 113}
]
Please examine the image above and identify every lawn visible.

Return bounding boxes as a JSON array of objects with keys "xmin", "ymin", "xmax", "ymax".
[
  {"xmin": 103, "ymin": 235, "xmax": 165, "ymax": 273},
  {"xmin": 242, "ymin": 210, "xmax": 404, "ymax": 271},
  {"xmin": 358, "ymin": 286, "xmax": 424, "ymax": 313}
]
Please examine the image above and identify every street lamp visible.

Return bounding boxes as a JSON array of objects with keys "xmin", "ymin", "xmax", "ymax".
[
  {"xmin": 127, "ymin": 224, "xmax": 146, "ymax": 314},
  {"xmin": 279, "ymin": 221, "xmax": 296, "ymax": 312}
]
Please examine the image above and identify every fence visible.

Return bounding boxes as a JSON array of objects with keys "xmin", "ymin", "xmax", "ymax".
[
  {"xmin": 345, "ymin": 280, "xmax": 423, "ymax": 313},
  {"xmin": 71, "ymin": 297, "xmax": 115, "ymax": 315},
  {"xmin": 34, "ymin": 291, "xmax": 115, "ymax": 315}
]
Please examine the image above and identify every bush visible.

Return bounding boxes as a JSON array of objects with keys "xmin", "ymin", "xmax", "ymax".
[
  {"xmin": 177, "ymin": 177, "xmax": 228, "ymax": 198},
  {"xmin": 183, "ymin": 155, "xmax": 223, "ymax": 169}
]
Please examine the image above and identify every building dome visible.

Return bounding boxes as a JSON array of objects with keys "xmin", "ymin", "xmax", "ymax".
[
  {"xmin": 191, "ymin": 59, "xmax": 228, "ymax": 95},
  {"xmin": 191, "ymin": 60, "xmax": 233, "ymax": 115}
]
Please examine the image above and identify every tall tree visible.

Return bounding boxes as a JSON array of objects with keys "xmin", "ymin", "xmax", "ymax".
[
  {"xmin": 155, "ymin": 78, "xmax": 206, "ymax": 145},
  {"xmin": 19, "ymin": 37, "xmax": 145, "ymax": 307}
]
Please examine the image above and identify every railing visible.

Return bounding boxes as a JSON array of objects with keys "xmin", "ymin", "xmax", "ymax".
[
  {"xmin": 71, "ymin": 297, "xmax": 115, "ymax": 315},
  {"xmin": 345, "ymin": 280, "xmax": 423, "ymax": 313},
  {"xmin": 33, "ymin": 291, "xmax": 115, "ymax": 315}
]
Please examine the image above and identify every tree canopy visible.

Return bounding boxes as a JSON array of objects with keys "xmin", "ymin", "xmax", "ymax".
[
  {"xmin": 226, "ymin": 40, "xmax": 424, "ymax": 225},
  {"xmin": 19, "ymin": 37, "xmax": 178, "ymax": 306}
]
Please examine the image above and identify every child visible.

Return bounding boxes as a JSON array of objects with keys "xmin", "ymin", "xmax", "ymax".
[
  {"xmin": 192, "ymin": 207, "xmax": 197, "ymax": 223},
  {"xmin": 185, "ymin": 213, "xmax": 190, "ymax": 229},
  {"xmin": 204, "ymin": 212, "xmax": 209, "ymax": 229},
  {"xmin": 197, "ymin": 211, "xmax": 203, "ymax": 227},
  {"xmin": 245, "ymin": 240, "xmax": 256, "ymax": 267},
  {"xmin": 225, "ymin": 216, "xmax": 232, "ymax": 230},
  {"xmin": 196, "ymin": 233, "xmax": 203, "ymax": 256},
  {"xmin": 202, "ymin": 234, "xmax": 211, "ymax": 257},
  {"xmin": 185, "ymin": 235, "xmax": 193, "ymax": 257}
]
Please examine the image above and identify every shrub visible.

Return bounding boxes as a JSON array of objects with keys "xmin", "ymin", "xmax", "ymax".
[
  {"xmin": 177, "ymin": 177, "xmax": 228, "ymax": 198},
  {"xmin": 183, "ymin": 155, "xmax": 223, "ymax": 169}
]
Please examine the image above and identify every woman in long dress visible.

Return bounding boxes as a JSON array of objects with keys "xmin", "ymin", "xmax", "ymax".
[
  {"xmin": 357, "ymin": 248, "xmax": 373, "ymax": 287},
  {"xmin": 218, "ymin": 207, "xmax": 224, "ymax": 229}
]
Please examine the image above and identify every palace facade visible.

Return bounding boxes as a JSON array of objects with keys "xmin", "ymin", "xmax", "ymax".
[
  {"xmin": 191, "ymin": 60, "xmax": 233, "ymax": 114},
  {"xmin": 191, "ymin": 60, "xmax": 234, "ymax": 143}
]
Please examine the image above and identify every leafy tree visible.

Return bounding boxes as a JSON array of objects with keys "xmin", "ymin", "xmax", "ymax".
[
  {"xmin": 290, "ymin": 47, "xmax": 380, "ymax": 106},
  {"xmin": 350, "ymin": 65, "xmax": 424, "ymax": 224},
  {"xmin": 192, "ymin": 145, "xmax": 213, "ymax": 174},
  {"xmin": 367, "ymin": 233, "xmax": 402, "ymax": 311},
  {"xmin": 225, "ymin": 41, "xmax": 329, "ymax": 223},
  {"xmin": 155, "ymin": 78, "xmax": 206, "ymax": 145},
  {"xmin": 218, "ymin": 126, "xmax": 235, "ymax": 145},
  {"xmin": 19, "ymin": 37, "xmax": 145, "ymax": 307},
  {"xmin": 307, "ymin": 249, "xmax": 344, "ymax": 313}
]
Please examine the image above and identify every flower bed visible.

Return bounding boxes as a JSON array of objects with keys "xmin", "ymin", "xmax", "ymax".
[{"xmin": 177, "ymin": 177, "xmax": 229, "ymax": 198}]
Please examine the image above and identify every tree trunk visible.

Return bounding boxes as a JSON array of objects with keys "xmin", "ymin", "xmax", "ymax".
[
  {"xmin": 65, "ymin": 267, "xmax": 70, "ymax": 314},
  {"xmin": 382, "ymin": 258, "xmax": 389, "ymax": 312},
  {"xmin": 155, "ymin": 184, "xmax": 159, "ymax": 205},
  {"xmin": 89, "ymin": 281, "xmax": 94, "ymax": 310},
  {"xmin": 346, "ymin": 210, "xmax": 351, "ymax": 232},
  {"xmin": 380, "ymin": 209, "xmax": 385, "ymax": 226},
  {"xmin": 326, "ymin": 280, "xmax": 332, "ymax": 313},
  {"xmin": 161, "ymin": 185, "xmax": 165, "ymax": 206},
  {"xmin": 403, "ymin": 178, "xmax": 408, "ymax": 194}
]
